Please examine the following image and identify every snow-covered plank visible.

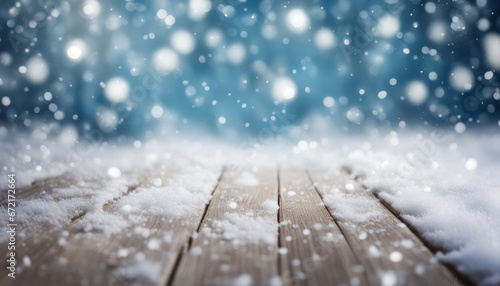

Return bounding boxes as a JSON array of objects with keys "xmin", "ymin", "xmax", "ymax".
[
  {"xmin": 171, "ymin": 167, "xmax": 280, "ymax": 286},
  {"xmin": 2, "ymin": 165, "xmax": 220, "ymax": 286},
  {"xmin": 0, "ymin": 171, "xmax": 141, "ymax": 286},
  {"xmin": 279, "ymin": 169, "xmax": 368, "ymax": 285},
  {"xmin": 309, "ymin": 169, "xmax": 458, "ymax": 286},
  {"xmin": 1, "ymin": 173, "xmax": 77, "ymax": 203},
  {"xmin": 371, "ymin": 187, "xmax": 475, "ymax": 286}
]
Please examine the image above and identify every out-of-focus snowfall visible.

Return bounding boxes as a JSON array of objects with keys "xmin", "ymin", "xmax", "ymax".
[
  {"xmin": 1, "ymin": 0, "xmax": 500, "ymax": 285},
  {"xmin": 0, "ymin": 0, "xmax": 499, "ymax": 137}
]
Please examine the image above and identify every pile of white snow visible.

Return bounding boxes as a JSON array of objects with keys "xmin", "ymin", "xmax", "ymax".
[{"xmin": 1, "ymin": 128, "xmax": 499, "ymax": 285}]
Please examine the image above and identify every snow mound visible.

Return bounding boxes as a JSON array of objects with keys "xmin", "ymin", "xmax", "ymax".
[{"xmin": 205, "ymin": 213, "xmax": 278, "ymax": 245}]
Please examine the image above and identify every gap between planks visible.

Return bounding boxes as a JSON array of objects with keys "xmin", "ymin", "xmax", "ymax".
[
  {"xmin": 166, "ymin": 167, "xmax": 226, "ymax": 286},
  {"xmin": 169, "ymin": 167, "xmax": 280, "ymax": 286},
  {"xmin": 344, "ymin": 169, "xmax": 475, "ymax": 286},
  {"xmin": 308, "ymin": 168, "xmax": 463, "ymax": 286}
]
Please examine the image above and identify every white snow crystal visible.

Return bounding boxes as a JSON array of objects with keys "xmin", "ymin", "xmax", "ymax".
[
  {"xmin": 323, "ymin": 187, "xmax": 381, "ymax": 223},
  {"xmin": 23, "ymin": 256, "xmax": 32, "ymax": 267},
  {"xmin": 484, "ymin": 33, "xmax": 500, "ymax": 69},
  {"xmin": 210, "ymin": 213, "xmax": 278, "ymax": 245},
  {"xmin": 232, "ymin": 274, "xmax": 253, "ymax": 286},
  {"xmin": 232, "ymin": 171, "xmax": 259, "ymax": 186},
  {"xmin": 262, "ymin": 199, "xmax": 279, "ymax": 212}
]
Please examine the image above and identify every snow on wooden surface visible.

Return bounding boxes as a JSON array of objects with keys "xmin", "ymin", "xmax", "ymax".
[{"xmin": 1, "ymin": 131, "xmax": 499, "ymax": 285}]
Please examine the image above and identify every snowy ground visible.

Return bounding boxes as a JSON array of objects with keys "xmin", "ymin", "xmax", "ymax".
[{"xmin": 0, "ymin": 128, "xmax": 499, "ymax": 285}]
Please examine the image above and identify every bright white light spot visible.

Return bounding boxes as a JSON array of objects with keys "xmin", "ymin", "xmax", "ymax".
[
  {"xmin": 484, "ymin": 33, "xmax": 500, "ymax": 69},
  {"xmin": 18, "ymin": 66, "xmax": 27, "ymax": 74},
  {"xmin": 226, "ymin": 43, "xmax": 246, "ymax": 65},
  {"xmin": 107, "ymin": 167, "xmax": 121, "ymax": 178},
  {"xmin": 465, "ymin": 158, "xmax": 478, "ymax": 171},
  {"xmin": 449, "ymin": 66, "xmax": 475, "ymax": 92},
  {"xmin": 298, "ymin": 140, "xmax": 308, "ymax": 150},
  {"xmin": 117, "ymin": 248, "xmax": 129, "ymax": 257},
  {"xmin": 153, "ymin": 178, "xmax": 162, "ymax": 186},
  {"xmin": 286, "ymin": 9, "xmax": 310, "ymax": 34},
  {"xmin": 376, "ymin": 15, "xmax": 400, "ymax": 38},
  {"xmin": 156, "ymin": 9, "xmax": 167, "ymax": 19},
  {"xmin": 23, "ymin": 256, "xmax": 32, "ymax": 267},
  {"xmin": 455, "ymin": 122, "xmax": 466, "ymax": 134},
  {"xmin": 218, "ymin": 116, "xmax": 226, "ymax": 124},
  {"xmin": 314, "ymin": 28, "xmax": 336, "ymax": 50},
  {"xmin": 378, "ymin": 90, "xmax": 387, "ymax": 99},
  {"xmin": 54, "ymin": 110, "xmax": 64, "ymax": 120},
  {"xmin": 484, "ymin": 71, "xmax": 494, "ymax": 80},
  {"xmin": 205, "ymin": 29, "xmax": 224, "ymax": 48},
  {"xmin": 405, "ymin": 81, "xmax": 428, "ymax": 106},
  {"xmin": 165, "ymin": 15, "xmax": 176, "ymax": 26},
  {"xmin": 188, "ymin": 0, "xmax": 211, "ymax": 21},
  {"xmin": 359, "ymin": 232, "xmax": 368, "ymax": 240},
  {"xmin": 425, "ymin": 2, "xmax": 436, "ymax": 14},
  {"xmin": 415, "ymin": 265, "xmax": 425, "ymax": 275},
  {"xmin": 152, "ymin": 48, "xmax": 179, "ymax": 74},
  {"xmin": 381, "ymin": 271, "xmax": 397, "ymax": 286},
  {"xmin": 1, "ymin": 96, "xmax": 11, "ymax": 106},
  {"xmin": 346, "ymin": 107, "xmax": 364, "ymax": 123},
  {"xmin": 1, "ymin": 52, "xmax": 12, "ymax": 66},
  {"xmin": 323, "ymin": 96, "xmax": 335, "ymax": 107},
  {"xmin": 66, "ymin": 39, "xmax": 86, "ymax": 61},
  {"xmin": 59, "ymin": 126, "xmax": 78, "ymax": 145},
  {"xmin": 25, "ymin": 56, "xmax": 49, "ymax": 84},
  {"xmin": 272, "ymin": 77, "xmax": 297, "ymax": 102},
  {"xmin": 98, "ymin": 109, "xmax": 119, "ymax": 133},
  {"xmin": 67, "ymin": 46, "xmax": 82, "ymax": 60},
  {"xmin": 477, "ymin": 18, "xmax": 490, "ymax": 32},
  {"xmin": 368, "ymin": 245, "xmax": 380, "ymax": 257},
  {"xmin": 83, "ymin": 0, "xmax": 101, "ymax": 17},
  {"xmin": 428, "ymin": 21, "xmax": 447, "ymax": 44},
  {"xmin": 44, "ymin": 92, "xmax": 53, "ymax": 101},
  {"xmin": 171, "ymin": 30, "xmax": 196, "ymax": 55},
  {"xmin": 151, "ymin": 106, "xmax": 163, "ymax": 118},
  {"xmin": 104, "ymin": 77, "xmax": 130, "ymax": 103},
  {"xmin": 147, "ymin": 238, "xmax": 161, "ymax": 250},
  {"xmin": 389, "ymin": 251, "xmax": 403, "ymax": 262},
  {"xmin": 428, "ymin": 72, "xmax": 438, "ymax": 81}
]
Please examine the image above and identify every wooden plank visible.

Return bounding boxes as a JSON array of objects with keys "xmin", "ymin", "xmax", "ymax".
[
  {"xmin": 0, "ymin": 173, "xmax": 72, "ymax": 204},
  {"xmin": 171, "ymin": 167, "xmax": 279, "ymax": 286},
  {"xmin": 279, "ymin": 169, "xmax": 368, "ymax": 286},
  {"xmin": 2, "ymin": 165, "xmax": 219, "ymax": 286},
  {"xmin": 1, "ymin": 170, "xmax": 141, "ymax": 204},
  {"xmin": 367, "ymin": 181, "xmax": 474, "ymax": 286},
  {"xmin": 309, "ymin": 169, "xmax": 459, "ymax": 286},
  {"xmin": 0, "ymin": 171, "xmax": 144, "ymax": 286}
]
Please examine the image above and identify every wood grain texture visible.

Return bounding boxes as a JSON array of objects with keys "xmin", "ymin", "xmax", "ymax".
[
  {"xmin": 2, "ymin": 165, "xmax": 217, "ymax": 286},
  {"xmin": 1, "ymin": 171, "xmax": 140, "ymax": 286},
  {"xmin": 309, "ymin": 169, "xmax": 459, "ymax": 286},
  {"xmin": 1, "ymin": 173, "xmax": 75, "ymax": 204},
  {"xmin": 1, "ymin": 167, "xmax": 464, "ymax": 286},
  {"xmin": 279, "ymin": 169, "xmax": 368, "ymax": 286},
  {"xmin": 171, "ymin": 167, "xmax": 279, "ymax": 286}
]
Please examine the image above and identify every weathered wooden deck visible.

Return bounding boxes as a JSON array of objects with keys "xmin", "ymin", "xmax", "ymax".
[{"xmin": 2, "ymin": 167, "xmax": 467, "ymax": 286}]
